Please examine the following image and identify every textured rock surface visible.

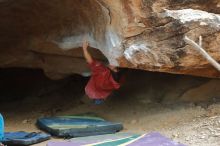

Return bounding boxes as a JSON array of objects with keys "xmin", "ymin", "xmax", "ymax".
[{"xmin": 1, "ymin": 0, "xmax": 220, "ymax": 79}]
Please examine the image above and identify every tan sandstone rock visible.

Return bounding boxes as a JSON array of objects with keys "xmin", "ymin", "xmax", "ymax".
[{"xmin": 1, "ymin": 0, "xmax": 220, "ymax": 79}]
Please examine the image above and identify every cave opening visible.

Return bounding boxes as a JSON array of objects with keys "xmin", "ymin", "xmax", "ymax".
[
  {"xmin": 0, "ymin": 68, "xmax": 88, "ymax": 102},
  {"xmin": 1, "ymin": 67, "xmax": 219, "ymax": 105}
]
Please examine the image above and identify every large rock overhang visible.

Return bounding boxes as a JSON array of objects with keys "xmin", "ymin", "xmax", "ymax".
[{"xmin": 1, "ymin": 0, "xmax": 220, "ymax": 79}]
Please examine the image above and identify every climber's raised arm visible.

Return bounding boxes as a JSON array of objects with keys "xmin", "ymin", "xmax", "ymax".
[
  {"xmin": 81, "ymin": 40, "xmax": 124, "ymax": 105},
  {"xmin": 82, "ymin": 40, "xmax": 93, "ymax": 64}
]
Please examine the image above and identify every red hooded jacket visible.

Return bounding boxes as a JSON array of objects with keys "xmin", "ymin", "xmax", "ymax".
[{"xmin": 85, "ymin": 60, "xmax": 121, "ymax": 99}]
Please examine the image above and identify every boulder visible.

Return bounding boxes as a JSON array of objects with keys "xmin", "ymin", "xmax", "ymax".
[{"xmin": 1, "ymin": 0, "xmax": 220, "ymax": 79}]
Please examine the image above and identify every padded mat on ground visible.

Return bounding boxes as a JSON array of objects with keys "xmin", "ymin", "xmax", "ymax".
[
  {"xmin": 47, "ymin": 133, "xmax": 139, "ymax": 146},
  {"xmin": 47, "ymin": 132, "xmax": 185, "ymax": 146},
  {"xmin": 37, "ymin": 113, "xmax": 123, "ymax": 138},
  {"xmin": 1, "ymin": 131, "xmax": 51, "ymax": 145}
]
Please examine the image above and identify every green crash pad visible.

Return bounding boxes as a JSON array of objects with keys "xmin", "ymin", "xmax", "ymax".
[{"xmin": 37, "ymin": 113, "xmax": 123, "ymax": 138}]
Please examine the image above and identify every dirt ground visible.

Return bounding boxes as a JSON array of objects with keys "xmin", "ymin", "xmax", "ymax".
[
  {"xmin": 1, "ymin": 95, "xmax": 220, "ymax": 146},
  {"xmin": 0, "ymin": 69, "xmax": 220, "ymax": 146}
]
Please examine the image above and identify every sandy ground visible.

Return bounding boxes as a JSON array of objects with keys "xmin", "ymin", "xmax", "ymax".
[{"xmin": 1, "ymin": 95, "xmax": 220, "ymax": 146}]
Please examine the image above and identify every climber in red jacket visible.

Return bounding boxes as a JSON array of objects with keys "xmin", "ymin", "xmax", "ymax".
[{"xmin": 82, "ymin": 40, "xmax": 124, "ymax": 105}]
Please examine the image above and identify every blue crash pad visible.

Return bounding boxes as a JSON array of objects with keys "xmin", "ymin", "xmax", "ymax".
[
  {"xmin": 1, "ymin": 131, "xmax": 51, "ymax": 145},
  {"xmin": 37, "ymin": 114, "xmax": 123, "ymax": 138},
  {"xmin": 0, "ymin": 114, "xmax": 4, "ymax": 141}
]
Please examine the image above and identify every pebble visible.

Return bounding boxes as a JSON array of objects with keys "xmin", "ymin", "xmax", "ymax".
[
  {"xmin": 199, "ymin": 136, "xmax": 206, "ymax": 139},
  {"xmin": 185, "ymin": 137, "xmax": 190, "ymax": 141},
  {"xmin": 22, "ymin": 119, "xmax": 31, "ymax": 124},
  {"xmin": 172, "ymin": 133, "xmax": 179, "ymax": 138},
  {"xmin": 214, "ymin": 133, "xmax": 220, "ymax": 137}
]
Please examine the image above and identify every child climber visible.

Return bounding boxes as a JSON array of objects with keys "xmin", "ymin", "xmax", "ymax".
[{"xmin": 82, "ymin": 40, "xmax": 124, "ymax": 104}]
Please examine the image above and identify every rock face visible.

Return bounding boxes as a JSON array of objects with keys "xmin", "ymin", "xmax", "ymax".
[{"xmin": 1, "ymin": 0, "xmax": 220, "ymax": 79}]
